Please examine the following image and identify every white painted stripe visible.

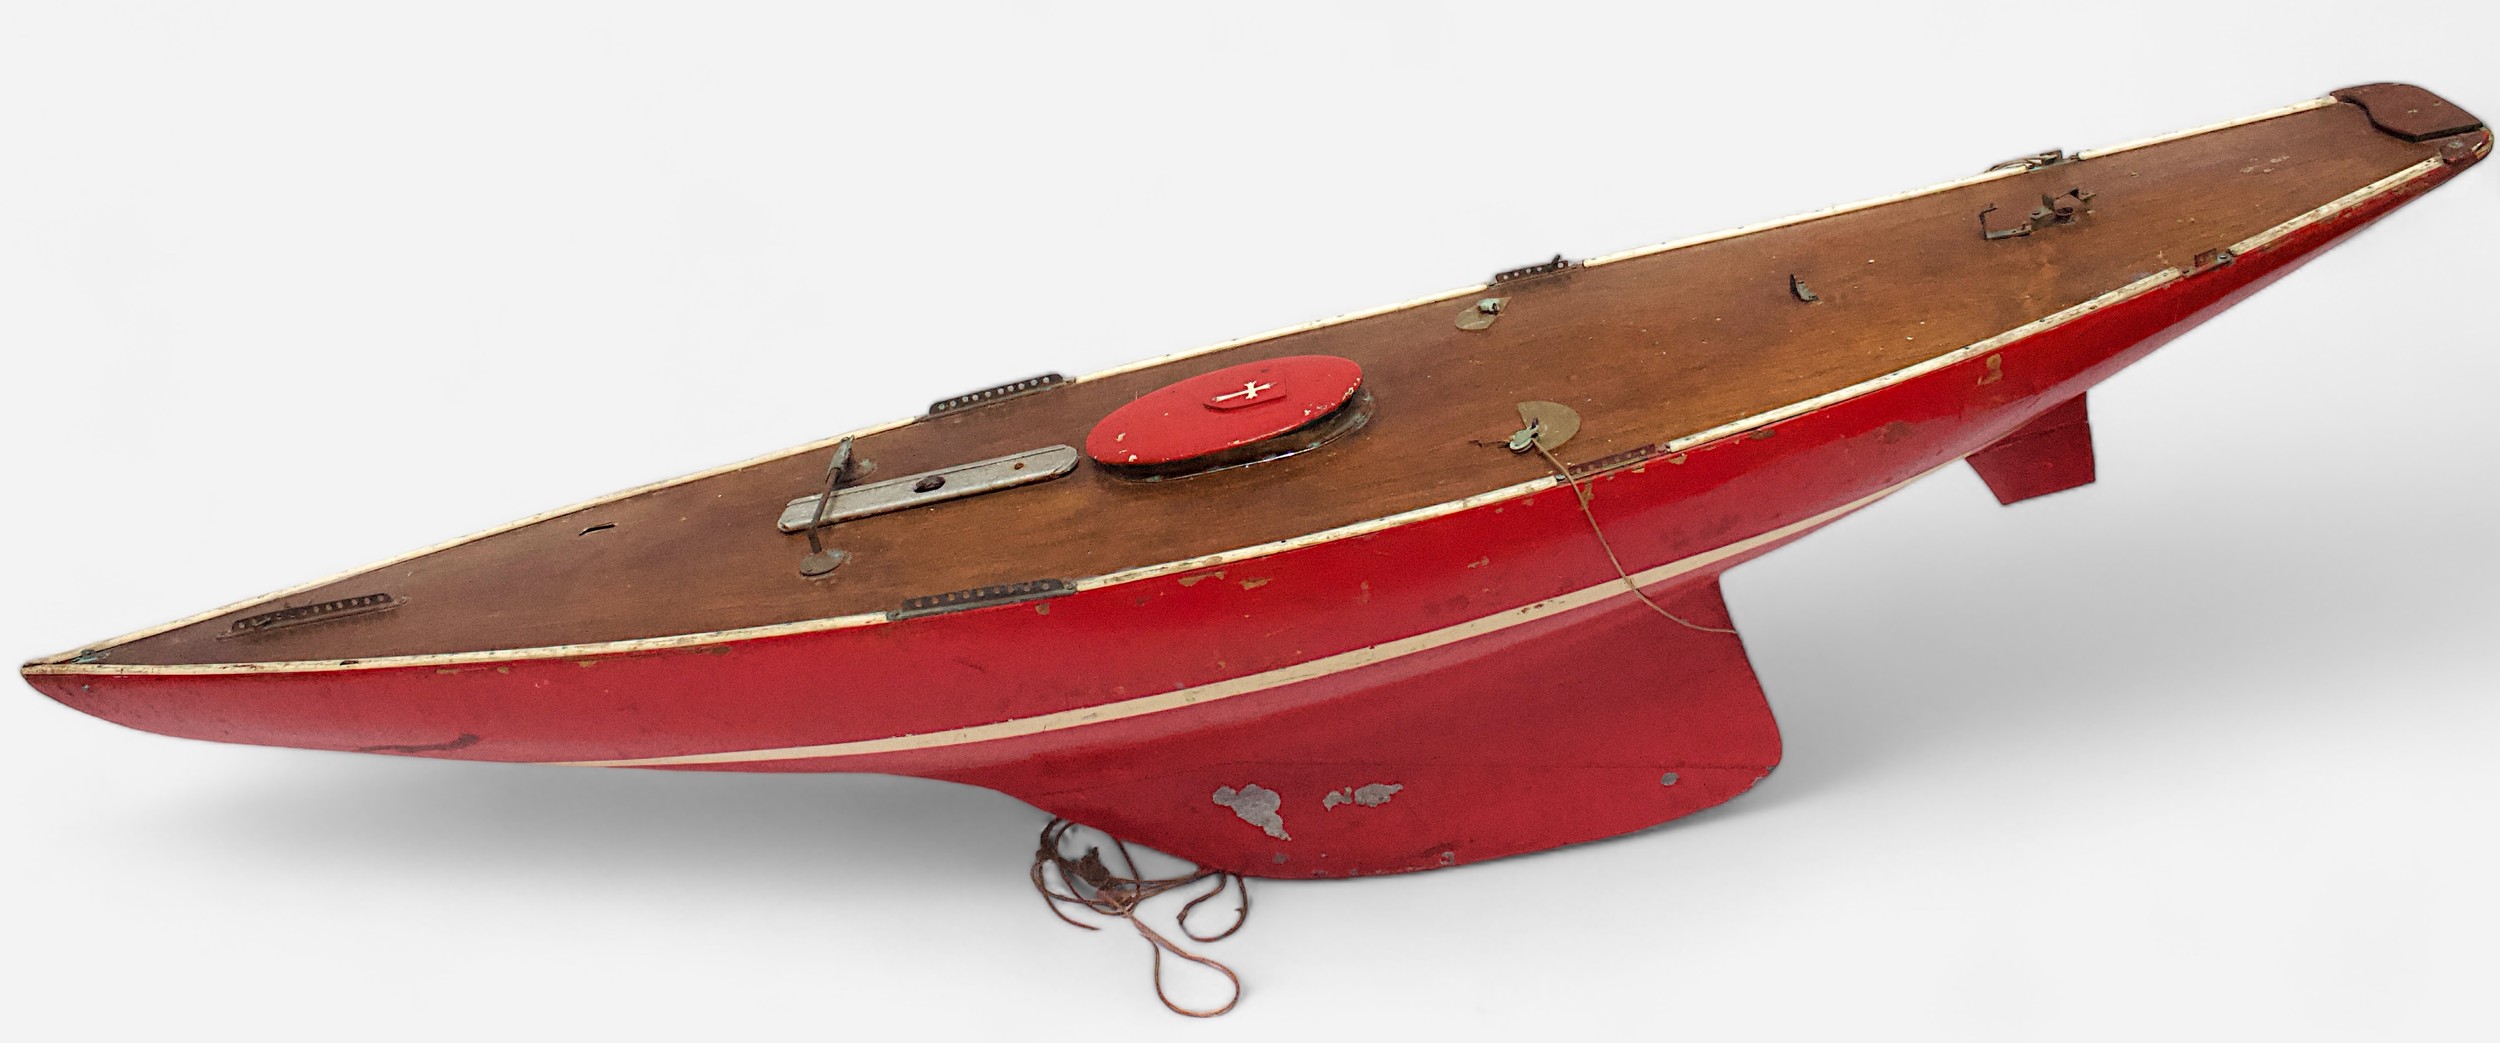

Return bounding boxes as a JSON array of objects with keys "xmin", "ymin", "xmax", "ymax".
[
  {"xmin": 2230, "ymin": 157, "xmax": 2445, "ymax": 256},
  {"xmin": 25, "ymin": 94, "xmax": 2400, "ymax": 677},
  {"xmin": 2077, "ymin": 97, "xmax": 2339, "ymax": 161},
  {"xmin": 554, "ymin": 478, "xmax": 1915, "ymax": 767}
]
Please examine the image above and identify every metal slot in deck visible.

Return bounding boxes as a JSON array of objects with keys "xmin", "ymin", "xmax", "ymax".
[
  {"xmin": 777, "ymin": 445, "xmax": 1081, "ymax": 532},
  {"xmin": 890, "ymin": 579, "xmax": 1073, "ymax": 620},
  {"xmin": 222, "ymin": 593, "xmax": 399, "ymax": 638},
  {"xmin": 927, "ymin": 374, "xmax": 1063, "ymax": 414}
]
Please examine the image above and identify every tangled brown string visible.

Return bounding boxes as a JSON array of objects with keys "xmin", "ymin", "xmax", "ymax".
[{"xmin": 1030, "ymin": 818, "xmax": 1250, "ymax": 1017}]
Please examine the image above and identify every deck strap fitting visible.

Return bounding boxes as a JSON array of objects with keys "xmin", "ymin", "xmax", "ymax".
[
  {"xmin": 1986, "ymin": 148, "xmax": 2072, "ymax": 172},
  {"xmin": 222, "ymin": 593, "xmax": 400, "ymax": 638},
  {"xmin": 1491, "ymin": 253, "xmax": 1580, "ymax": 285},
  {"xmin": 891, "ymin": 578, "xmax": 1074, "ymax": 619},
  {"xmin": 928, "ymin": 374, "xmax": 1064, "ymax": 415}
]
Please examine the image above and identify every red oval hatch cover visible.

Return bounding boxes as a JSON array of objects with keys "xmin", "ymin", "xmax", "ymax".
[{"xmin": 1086, "ymin": 355, "xmax": 1365, "ymax": 468}]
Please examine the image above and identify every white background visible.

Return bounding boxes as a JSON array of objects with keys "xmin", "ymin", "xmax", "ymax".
[{"xmin": 4, "ymin": 2, "xmax": 2495, "ymax": 1038}]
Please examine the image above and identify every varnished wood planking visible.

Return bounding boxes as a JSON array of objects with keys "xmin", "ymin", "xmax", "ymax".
[{"xmin": 104, "ymin": 102, "xmax": 2447, "ymax": 664}]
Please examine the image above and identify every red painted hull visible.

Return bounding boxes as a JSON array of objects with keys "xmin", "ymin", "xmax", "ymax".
[{"xmin": 24, "ymin": 132, "xmax": 2482, "ymax": 878}]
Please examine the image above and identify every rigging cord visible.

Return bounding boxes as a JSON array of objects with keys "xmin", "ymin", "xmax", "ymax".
[
  {"xmin": 1030, "ymin": 818, "xmax": 1250, "ymax": 1018},
  {"xmin": 1530, "ymin": 442, "xmax": 1740, "ymax": 636}
]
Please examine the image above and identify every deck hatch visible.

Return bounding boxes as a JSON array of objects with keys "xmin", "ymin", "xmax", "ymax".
[{"xmin": 1084, "ymin": 355, "xmax": 1368, "ymax": 480}]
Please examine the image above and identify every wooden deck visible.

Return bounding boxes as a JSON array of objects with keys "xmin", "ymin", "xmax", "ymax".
[{"xmin": 97, "ymin": 99, "xmax": 2455, "ymax": 664}]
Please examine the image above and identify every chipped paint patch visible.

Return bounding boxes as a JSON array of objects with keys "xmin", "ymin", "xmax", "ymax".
[
  {"xmin": 1660, "ymin": 772, "xmax": 1680, "ymax": 786},
  {"xmin": 1322, "ymin": 782, "xmax": 1405, "ymax": 809},
  {"xmin": 1238, "ymin": 577, "xmax": 1271, "ymax": 590},
  {"xmin": 1177, "ymin": 570, "xmax": 1225, "ymax": 588},
  {"xmin": 1212, "ymin": 784, "xmax": 1290, "ymax": 840},
  {"xmin": 1978, "ymin": 354, "xmax": 2004, "ymax": 385},
  {"xmin": 1272, "ymin": 852, "xmax": 1289, "ymax": 864}
]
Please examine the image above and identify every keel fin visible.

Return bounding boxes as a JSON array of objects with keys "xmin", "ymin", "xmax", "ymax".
[
  {"xmin": 1967, "ymin": 394, "xmax": 2095, "ymax": 505},
  {"xmin": 949, "ymin": 577, "xmax": 1782, "ymax": 878}
]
